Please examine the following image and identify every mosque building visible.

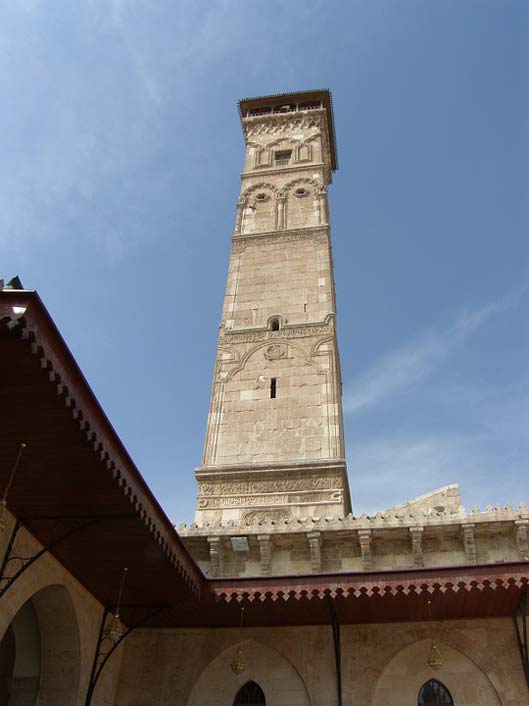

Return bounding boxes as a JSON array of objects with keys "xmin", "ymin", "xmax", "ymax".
[{"xmin": 0, "ymin": 90, "xmax": 527, "ymax": 706}]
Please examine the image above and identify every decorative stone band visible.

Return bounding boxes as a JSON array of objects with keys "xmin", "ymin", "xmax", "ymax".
[
  {"xmin": 181, "ymin": 501, "xmax": 529, "ymax": 534},
  {"xmin": 232, "ymin": 225, "xmax": 329, "ymax": 247},
  {"xmin": 219, "ymin": 313, "xmax": 334, "ymax": 345}
]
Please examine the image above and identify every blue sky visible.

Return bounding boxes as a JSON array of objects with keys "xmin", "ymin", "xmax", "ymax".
[{"xmin": 2, "ymin": 0, "xmax": 528, "ymax": 522}]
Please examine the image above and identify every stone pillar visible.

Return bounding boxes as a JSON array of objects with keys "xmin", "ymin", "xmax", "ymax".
[
  {"xmin": 307, "ymin": 531, "xmax": 322, "ymax": 573},
  {"xmin": 276, "ymin": 193, "xmax": 286, "ymax": 229},
  {"xmin": 461, "ymin": 523, "xmax": 477, "ymax": 564},
  {"xmin": 515, "ymin": 520, "xmax": 529, "ymax": 560},
  {"xmin": 234, "ymin": 198, "xmax": 246, "ymax": 234},
  {"xmin": 358, "ymin": 529, "xmax": 372, "ymax": 570},
  {"xmin": 257, "ymin": 534, "xmax": 272, "ymax": 576},
  {"xmin": 316, "ymin": 186, "xmax": 328, "ymax": 225},
  {"xmin": 410, "ymin": 527, "xmax": 424, "ymax": 567},
  {"xmin": 207, "ymin": 536, "xmax": 221, "ymax": 578}
]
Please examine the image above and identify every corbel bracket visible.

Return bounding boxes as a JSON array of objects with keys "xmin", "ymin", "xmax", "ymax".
[{"xmin": 0, "ymin": 514, "xmax": 136, "ymax": 600}]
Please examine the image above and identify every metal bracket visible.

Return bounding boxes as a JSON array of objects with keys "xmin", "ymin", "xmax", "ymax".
[
  {"xmin": 84, "ymin": 604, "xmax": 169, "ymax": 706},
  {"xmin": 326, "ymin": 594, "xmax": 343, "ymax": 706},
  {"xmin": 0, "ymin": 514, "xmax": 136, "ymax": 600},
  {"xmin": 514, "ymin": 585, "xmax": 529, "ymax": 692}
]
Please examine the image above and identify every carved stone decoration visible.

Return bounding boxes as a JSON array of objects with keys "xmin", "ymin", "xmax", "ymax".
[
  {"xmin": 515, "ymin": 520, "xmax": 529, "ymax": 560},
  {"xmin": 257, "ymin": 534, "xmax": 272, "ymax": 576},
  {"xmin": 207, "ymin": 536, "xmax": 221, "ymax": 578},
  {"xmin": 242, "ymin": 509, "xmax": 290, "ymax": 525},
  {"xmin": 264, "ymin": 344, "xmax": 286, "ymax": 360},
  {"xmin": 358, "ymin": 529, "xmax": 372, "ymax": 570},
  {"xmin": 410, "ymin": 527, "xmax": 424, "ymax": 567},
  {"xmin": 461, "ymin": 523, "xmax": 477, "ymax": 564},
  {"xmin": 219, "ymin": 317, "xmax": 333, "ymax": 345},
  {"xmin": 307, "ymin": 531, "xmax": 322, "ymax": 573},
  {"xmin": 232, "ymin": 226, "xmax": 328, "ymax": 247},
  {"xmin": 243, "ymin": 112, "xmax": 323, "ymax": 139}
]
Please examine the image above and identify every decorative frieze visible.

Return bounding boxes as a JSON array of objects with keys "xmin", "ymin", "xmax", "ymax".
[
  {"xmin": 219, "ymin": 316, "xmax": 334, "ymax": 345},
  {"xmin": 243, "ymin": 112, "xmax": 324, "ymax": 139},
  {"xmin": 231, "ymin": 226, "xmax": 328, "ymax": 250}
]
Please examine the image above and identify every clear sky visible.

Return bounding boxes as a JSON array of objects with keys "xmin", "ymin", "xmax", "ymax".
[{"xmin": 2, "ymin": 0, "xmax": 528, "ymax": 523}]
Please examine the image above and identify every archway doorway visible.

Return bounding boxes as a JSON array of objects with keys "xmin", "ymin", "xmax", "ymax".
[{"xmin": 0, "ymin": 585, "xmax": 80, "ymax": 706}]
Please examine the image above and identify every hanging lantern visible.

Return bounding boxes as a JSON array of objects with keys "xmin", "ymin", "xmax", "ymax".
[
  {"xmin": 104, "ymin": 568, "xmax": 128, "ymax": 643},
  {"xmin": 231, "ymin": 647, "xmax": 246, "ymax": 675},
  {"xmin": 104, "ymin": 613, "xmax": 125, "ymax": 643},
  {"xmin": 427, "ymin": 643, "xmax": 444, "ymax": 670},
  {"xmin": 230, "ymin": 606, "xmax": 246, "ymax": 674}
]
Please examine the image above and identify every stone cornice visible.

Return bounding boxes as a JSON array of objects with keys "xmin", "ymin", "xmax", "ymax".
[
  {"xmin": 241, "ymin": 162, "xmax": 326, "ymax": 179},
  {"xmin": 179, "ymin": 502, "xmax": 529, "ymax": 536},
  {"xmin": 232, "ymin": 225, "xmax": 329, "ymax": 246}
]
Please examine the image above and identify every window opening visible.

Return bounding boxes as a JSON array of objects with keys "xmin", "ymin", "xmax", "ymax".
[
  {"xmin": 274, "ymin": 150, "xmax": 292, "ymax": 166},
  {"xmin": 270, "ymin": 318, "xmax": 280, "ymax": 331},
  {"xmin": 233, "ymin": 681, "xmax": 266, "ymax": 706},
  {"xmin": 418, "ymin": 679, "xmax": 453, "ymax": 706},
  {"xmin": 270, "ymin": 378, "xmax": 277, "ymax": 399}
]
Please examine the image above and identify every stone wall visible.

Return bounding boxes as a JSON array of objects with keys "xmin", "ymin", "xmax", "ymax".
[{"xmin": 114, "ymin": 618, "xmax": 529, "ymax": 706}]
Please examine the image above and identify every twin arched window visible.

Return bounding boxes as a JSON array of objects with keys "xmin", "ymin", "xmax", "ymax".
[
  {"xmin": 233, "ymin": 681, "xmax": 265, "ymax": 705},
  {"xmin": 418, "ymin": 679, "xmax": 453, "ymax": 705}
]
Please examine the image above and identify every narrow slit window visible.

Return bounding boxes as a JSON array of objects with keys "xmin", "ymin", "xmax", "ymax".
[
  {"xmin": 270, "ymin": 318, "xmax": 280, "ymax": 331},
  {"xmin": 270, "ymin": 378, "xmax": 277, "ymax": 399}
]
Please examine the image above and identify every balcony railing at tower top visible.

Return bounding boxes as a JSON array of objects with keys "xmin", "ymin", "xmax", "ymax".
[{"xmin": 245, "ymin": 101, "xmax": 322, "ymax": 118}]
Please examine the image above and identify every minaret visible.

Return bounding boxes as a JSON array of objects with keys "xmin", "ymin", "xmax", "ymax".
[{"xmin": 195, "ymin": 90, "xmax": 351, "ymax": 525}]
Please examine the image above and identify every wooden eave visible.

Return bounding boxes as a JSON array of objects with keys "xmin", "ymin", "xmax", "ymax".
[{"xmin": 0, "ymin": 289, "xmax": 205, "ymax": 619}]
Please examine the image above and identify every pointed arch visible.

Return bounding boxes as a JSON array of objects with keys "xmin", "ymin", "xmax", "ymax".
[
  {"xmin": 233, "ymin": 680, "xmax": 266, "ymax": 705},
  {"xmin": 241, "ymin": 182, "xmax": 278, "ymax": 200},
  {"xmin": 187, "ymin": 639, "xmax": 310, "ymax": 706},
  {"xmin": 418, "ymin": 679, "xmax": 453, "ymax": 705},
  {"xmin": 372, "ymin": 639, "xmax": 500, "ymax": 706}
]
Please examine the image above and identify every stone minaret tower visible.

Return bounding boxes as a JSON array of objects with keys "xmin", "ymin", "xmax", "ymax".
[{"xmin": 195, "ymin": 90, "xmax": 351, "ymax": 525}]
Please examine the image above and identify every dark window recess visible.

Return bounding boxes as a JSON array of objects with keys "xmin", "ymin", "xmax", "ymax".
[
  {"xmin": 418, "ymin": 679, "xmax": 453, "ymax": 706},
  {"xmin": 233, "ymin": 681, "xmax": 266, "ymax": 705},
  {"xmin": 270, "ymin": 378, "xmax": 277, "ymax": 399},
  {"xmin": 270, "ymin": 318, "xmax": 280, "ymax": 331},
  {"xmin": 274, "ymin": 150, "xmax": 292, "ymax": 166}
]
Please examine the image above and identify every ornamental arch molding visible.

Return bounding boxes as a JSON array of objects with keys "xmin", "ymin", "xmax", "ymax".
[
  {"xmin": 240, "ymin": 182, "xmax": 279, "ymax": 202},
  {"xmin": 187, "ymin": 639, "xmax": 311, "ymax": 706},
  {"xmin": 371, "ymin": 638, "xmax": 501, "ymax": 706},
  {"xmin": 225, "ymin": 339, "xmax": 313, "ymax": 381}
]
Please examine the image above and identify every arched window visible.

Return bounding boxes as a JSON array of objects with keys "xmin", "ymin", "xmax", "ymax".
[
  {"xmin": 418, "ymin": 679, "xmax": 453, "ymax": 705},
  {"xmin": 233, "ymin": 680, "xmax": 266, "ymax": 705},
  {"xmin": 270, "ymin": 317, "xmax": 280, "ymax": 331}
]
